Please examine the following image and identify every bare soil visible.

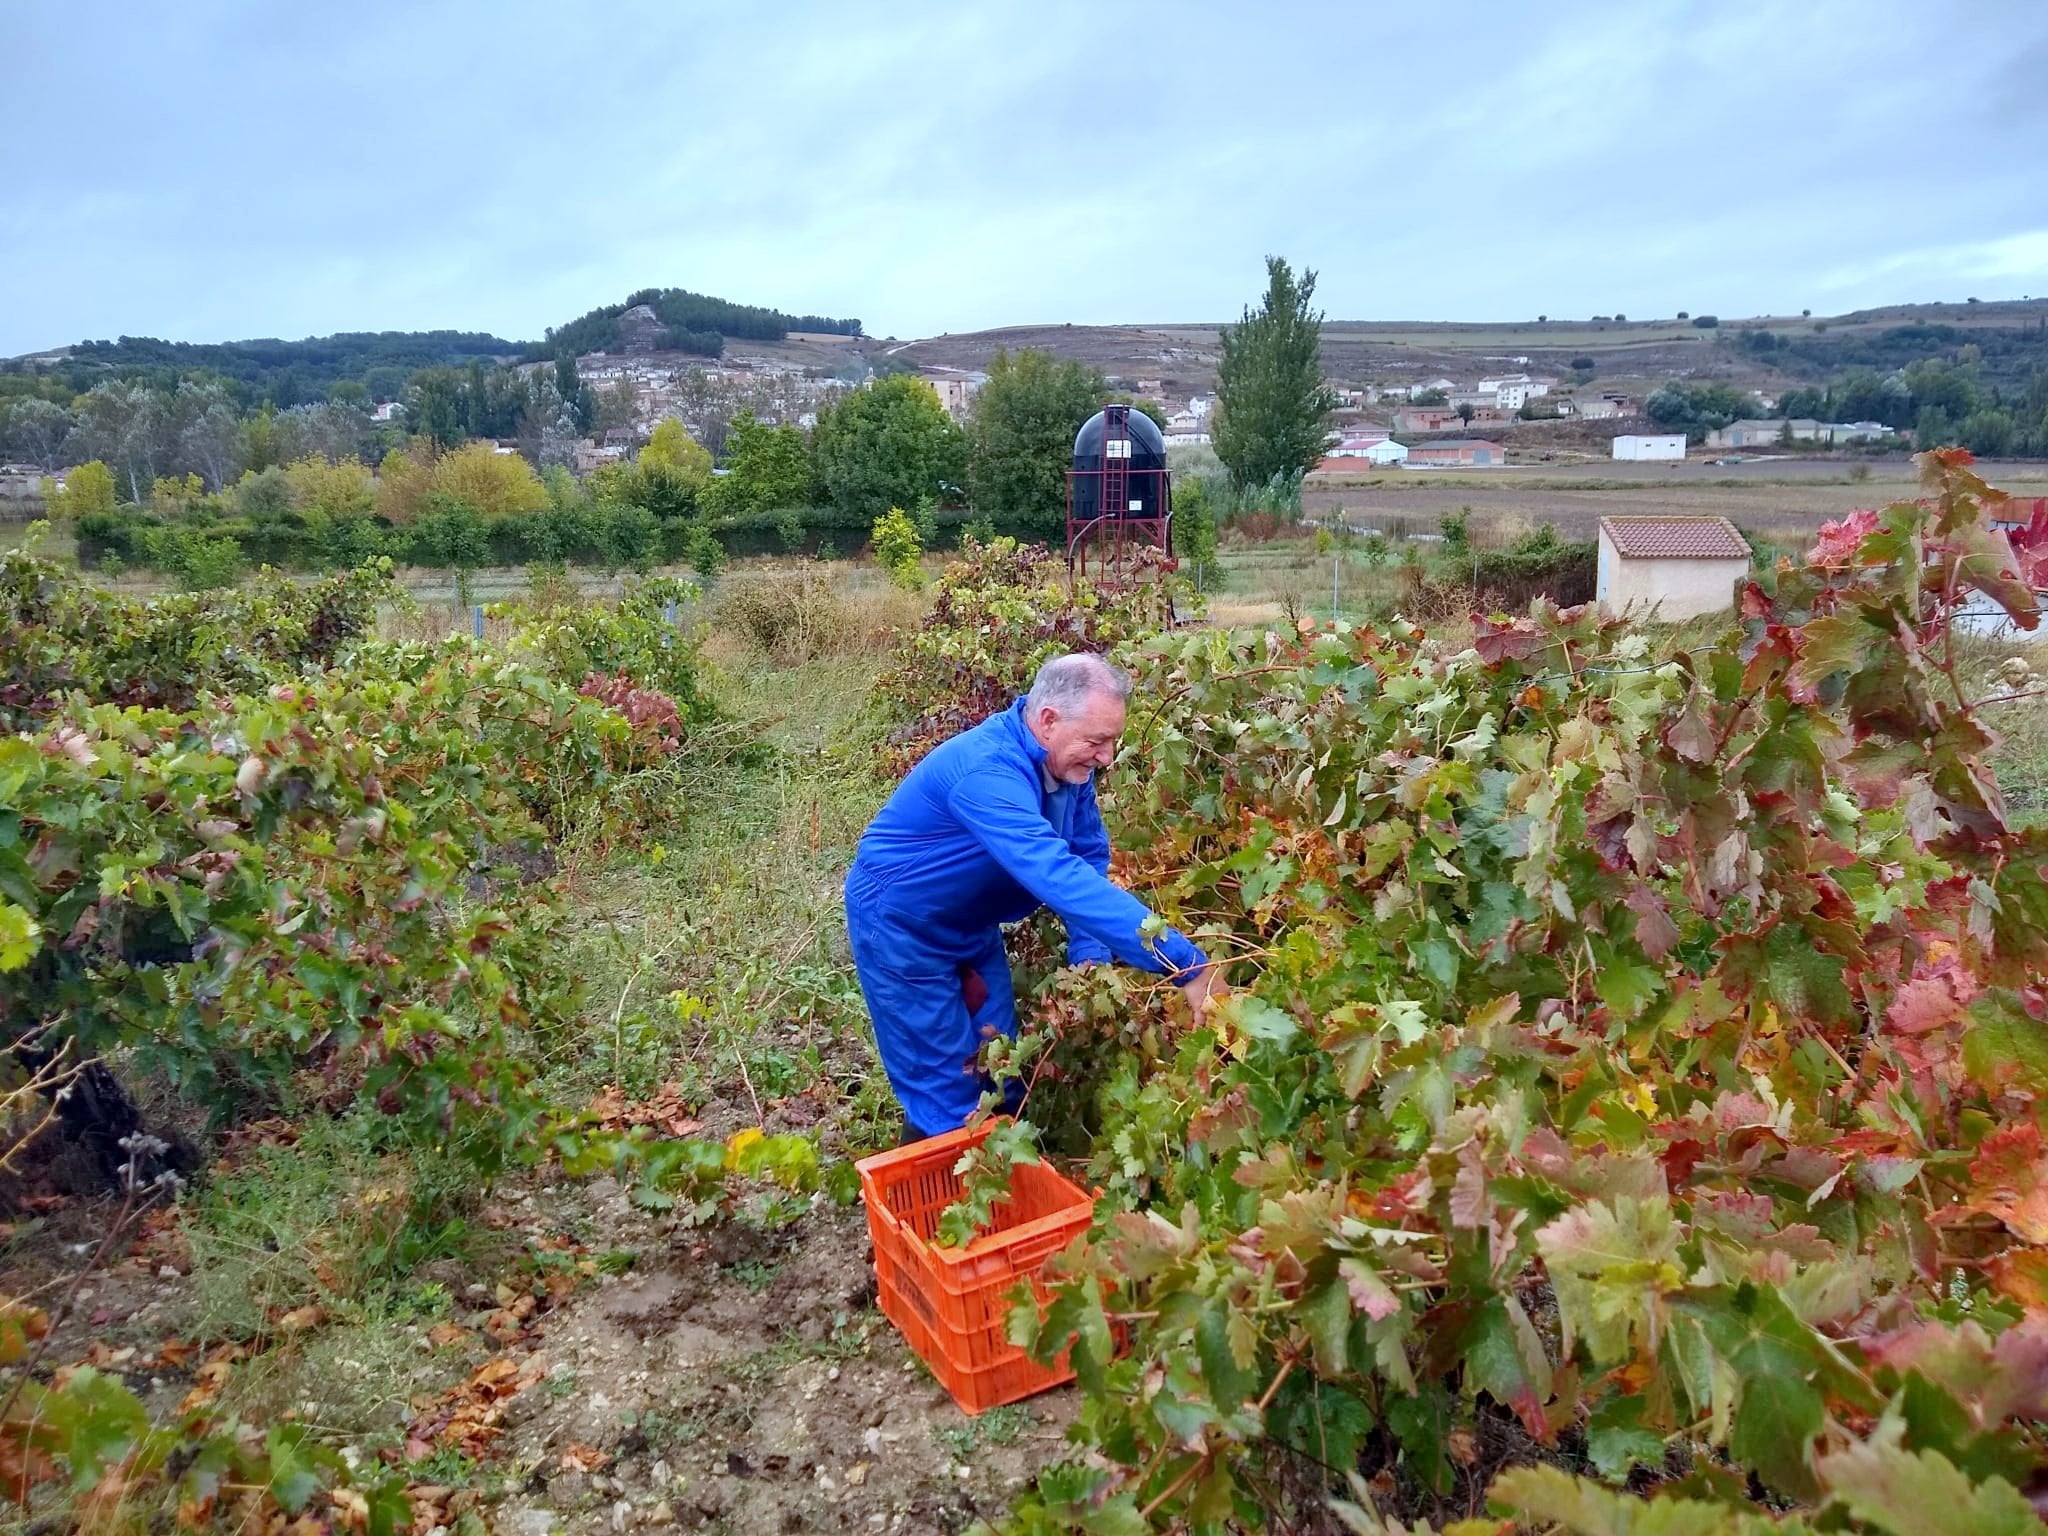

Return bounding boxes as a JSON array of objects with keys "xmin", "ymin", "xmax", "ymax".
[{"xmin": 460, "ymin": 1182, "xmax": 1077, "ymax": 1536}]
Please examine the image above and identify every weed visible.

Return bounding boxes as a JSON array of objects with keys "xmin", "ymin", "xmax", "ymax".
[
  {"xmin": 933, "ymin": 1402, "xmax": 1031, "ymax": 1460},
  {"xmin": 980, "ymin": 1403, "xmax": 1031, "ymax": 1447},
  {"xmin": 723, "ymin": 1317, "xmax": 876, "ymax": 1387},
  {"xmin": 406, "ymin": 1445, "xmax": 481, "ymax": 1487},
  {"xmin": 181, "ymin": 1113, "xmax": 490, "ymax": 1342},
  {"xmin": 724, "ymin": 1259, "xmax": 783, "ymax": 1293},
  {"xmin": 622, "ymin": 1405, "xmax": 704, "ymax": 1452}
]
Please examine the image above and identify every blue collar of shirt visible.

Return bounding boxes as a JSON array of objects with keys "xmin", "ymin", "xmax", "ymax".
[{"xmin": 1004, "ymin": 697, "xmax": 1078, "ymax": 798}]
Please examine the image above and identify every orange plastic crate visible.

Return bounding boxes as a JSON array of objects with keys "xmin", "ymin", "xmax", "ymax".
[{"xmin": 856, "ymin": 1120, "xmax": 1095, "ymax": 1414}]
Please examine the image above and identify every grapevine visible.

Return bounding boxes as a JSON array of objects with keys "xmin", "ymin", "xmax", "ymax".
[{"xmin": 962, "ymin": 453, "xmax": 2048, "ymax": 1533}]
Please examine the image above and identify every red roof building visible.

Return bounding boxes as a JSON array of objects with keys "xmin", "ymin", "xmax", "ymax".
[{"xmin": 1596, "ymin": 516, "xmax": 1752, "ymax": 620}]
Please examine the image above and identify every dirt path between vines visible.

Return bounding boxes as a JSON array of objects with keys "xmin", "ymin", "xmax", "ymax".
[{"xmin": 479, "ymin": 1178, "xmax": 1074, "ymax": 1536}]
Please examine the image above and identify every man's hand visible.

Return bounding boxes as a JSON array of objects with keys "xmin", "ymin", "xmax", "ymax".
[{"xmin": 1179, "ymin": 962, "xmax": 1230, "ymax": 1019}]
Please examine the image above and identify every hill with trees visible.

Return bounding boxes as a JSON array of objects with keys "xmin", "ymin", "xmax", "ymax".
[
  {"xmin": 530, "ymin": 288, "xmax": 863, "ymax": 361},
  {"xmin": 3, "ymin": 286, "xmax": 864, "ymax": 408}
]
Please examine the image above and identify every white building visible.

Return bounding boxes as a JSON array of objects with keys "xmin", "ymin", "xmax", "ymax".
[
  {"xmin": 1496, "ymin": 382, "xmax": 1530, "ymax": 411},
  {"xmin": 1613, "ymin": 434, "xmax": 1687, "ymax": 461},
  {"xmin": 1364, "ymin": 439, "xmax": 1409, "ymax": 467},
  {"xmin": 1597, "ymin": 516, "xmax": 1751, "ymax": 621}
]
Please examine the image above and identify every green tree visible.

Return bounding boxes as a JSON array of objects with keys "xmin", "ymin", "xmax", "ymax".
[
  {"xmin": 1171, "ymin": 473, "xmax": 1223, "ymax": 590},
  {"xmin": 1644, "ymin": 382, "xmax": 1756, "ymax": 441},
  {"xmin": 555, "ymin": 353, "xmax": 592, "ymax": 435},
  {"xmin": 814, "ymin": 375, "xmax": 966, "ymax": 523},
  {"xmin": 47, "ymin": 459, "xmax": 119, "ymax": 518},
  {"xmin": 699, "ymin": 413, "xmax": 812, "ymax": 520},
  {"xmin": 966, "ymin": 347, "xmax": 1106, "ymax": 536},
  {"xmin": 640, "ymin": 418, "xmax": 712, "ymax": 480},
  {"xmin": 1213, "ymin": 257, "xmax": 1337, "ymax": 492},
  {"xmin": 1456, "ymin": 402, "xmax": 1476, "ymax": 425},
  {"xmin": 408, "ymin": 369, "xmax": 467, "ymax": 447}
]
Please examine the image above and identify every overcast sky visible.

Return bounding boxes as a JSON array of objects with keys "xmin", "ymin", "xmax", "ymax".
[{"xmin": 3, "ymin": 0, "xmax": 2046, "ymax": 355}]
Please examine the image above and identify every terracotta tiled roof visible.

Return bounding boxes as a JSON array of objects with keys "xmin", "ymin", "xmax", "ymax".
[{"xmin": 1600, "ymin": 515, "xmax": 1750, "ymax": 560}]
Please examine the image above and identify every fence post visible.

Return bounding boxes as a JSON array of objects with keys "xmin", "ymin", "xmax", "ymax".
[
  {"xmin": 1333, "ymin": 554, "xmax": 1340, "ymax": 620},
  {"xmin": 664, "ymin": 599, "xmax": 678, "ymax": 647},
  {"xmin": 472, "ymin": 605, "xmax": 484, "ymax": 640}
]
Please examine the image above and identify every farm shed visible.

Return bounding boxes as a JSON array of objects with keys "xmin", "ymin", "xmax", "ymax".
[
  {"xmin": 1596, "ymin": 515, "xmax": 1751, "ymax": 621},
  {"xmin": 1325, "ymin": 429, "xmax": 1393, "ymax": 457},
  {"xmin": 1407, "ymin": 438, "xmax": 1504, "ymax": 468},
  {"xmin": 1612, "ymin": 434, "xmax": 1686, "ymax": 461},
  {"xmin": 1316, "ymin": 432, "xmax": 1406, "ymax": 472}
]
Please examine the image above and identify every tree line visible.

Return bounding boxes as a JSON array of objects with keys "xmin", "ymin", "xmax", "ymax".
[
  {"xmin": 31, "ymin": 257, "xmax": 1347, "ymax": 587},
  {"xmin": 1645, "ymin": 353, "xmax": 2048, "ymax": 455}
]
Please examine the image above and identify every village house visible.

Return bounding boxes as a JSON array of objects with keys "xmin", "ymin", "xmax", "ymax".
[
  {"xmin": 1708, "ymin": 419, "xmax": 1806, "ymax": 449},
  {"xmin": 572, "ymin": 439, "xmax": 627, "ymax": 474},
  {"xmin": 921, "ymin": 372, "xmax": 981, "ymax": 423},
  {"xmin": 1407, "ymin": 438, "xmax": 1505, "ymax": 468},
  {"xmin": 1571, "ymin": 395, "xmax": 1633, "ymax": 421},
  {"xmin": 1394, "ymin": 403, "xmax": 1464, "ymax": 434},
  {"xmin": 1597, "ymin": 516, "xmax": 1751, "ymax": 621}
]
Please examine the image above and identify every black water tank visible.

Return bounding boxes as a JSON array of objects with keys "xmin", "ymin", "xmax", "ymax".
[{"xmin": 1071, "ymin": 405, "xmax": 1169, "ymax": 521}]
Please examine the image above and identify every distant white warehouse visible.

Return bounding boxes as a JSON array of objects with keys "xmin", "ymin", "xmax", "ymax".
[{"xmin": 1613, "ymin": 434, "xmax": 1687, "ymax": 462}]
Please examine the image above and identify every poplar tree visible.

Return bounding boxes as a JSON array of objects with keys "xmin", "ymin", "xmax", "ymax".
[{"xmin": 1212, "ymin": 257, "xmax": 1337, "ymax": 493}]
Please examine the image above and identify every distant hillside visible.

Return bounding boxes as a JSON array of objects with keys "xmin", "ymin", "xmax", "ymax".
[
  {"xmin": 4, "ymin": 285, "xmax": 863, "ymax": 407},
  {"xmin": 890, "ymin": 299, "xmax": 2048, "ymax": 397}
]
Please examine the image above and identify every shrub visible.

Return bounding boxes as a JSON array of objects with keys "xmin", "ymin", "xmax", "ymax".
[
  {"xmin": 871, "ymin": 506, "xmax": 926, "ymax": 590},
  {"xmin": 712, "ymin": 567, "xmax": 857, "ymax": 663}
]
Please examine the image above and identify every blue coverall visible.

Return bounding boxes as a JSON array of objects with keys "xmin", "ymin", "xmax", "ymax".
[{"xmin": 844, "ymin": 697, "xmax": 1207, "ymax": 1138}]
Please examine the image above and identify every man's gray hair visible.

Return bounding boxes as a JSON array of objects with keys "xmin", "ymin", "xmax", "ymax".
[{"xmin": 1027, "ymin": 653, "xmax": 1132, "ymax": 717}]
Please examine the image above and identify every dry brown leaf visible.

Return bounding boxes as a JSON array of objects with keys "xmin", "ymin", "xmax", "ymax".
[
  {"xmin": 328, "ymin": 1485, "xmax": 371, "ymax": 1532},
  {"xmin": 179, "ymin": 1359, "xmax": 235, "ymax": 1412},
  {"xmin": 276, "ymin": 1304, "xmax": 327, "ymax": 1333},
  {"xmin": 426, "ymin": 1322, "xmax": 471, "ymax": 1349},
  {"xmin": 559, "ymin": 1443, "xmax": 611, "ymax": 1473}
]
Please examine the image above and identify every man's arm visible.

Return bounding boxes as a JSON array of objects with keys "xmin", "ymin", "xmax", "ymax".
[
  {"xmin": 1064, "ymin": 781, "xmax": 1115, "ymax": 966},
  {"xmin": 949, "ymin": 767, "xmax": 1203, "ymax": 979}
]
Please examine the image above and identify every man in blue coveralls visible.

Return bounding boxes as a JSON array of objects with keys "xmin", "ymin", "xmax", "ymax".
[{"xmin": 844, "ymin": 653, "xmax": 1226, "ymax": 1141}]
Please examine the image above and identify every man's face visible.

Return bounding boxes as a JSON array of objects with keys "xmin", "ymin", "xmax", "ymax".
[{"xmin": 1034, "ymin": 691, "xmax": 1126, "ymax": 785}]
